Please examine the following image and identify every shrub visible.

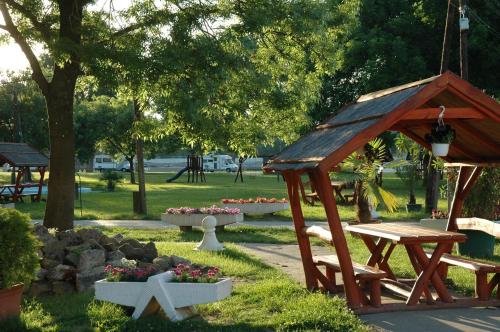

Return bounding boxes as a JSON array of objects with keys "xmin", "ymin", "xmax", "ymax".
[
  {"xmin": 99, "ymin": 170, "xmax": 123, "ymax": 191},
  {"xmin": 0, "ymin": 209, "xmax": 39, "ymax": 289},
  {"xmin": 463, "ymin": 168, "xmax": 500, "ymax": 220}
]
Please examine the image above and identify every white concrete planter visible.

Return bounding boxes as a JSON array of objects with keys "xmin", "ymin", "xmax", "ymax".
[
  {"xmin": 0, "ymin": 203, "xmax": 15, "ymax": 209},
  {"xmin": 95, "ymin": 271, "xmax": 232, "ymax": 321},
  {"xmin": 221, "ymin": 202, "xmax": 290, "ymax": 215},
  {"xmin": 419, "ymin": 218, "xmax": 448, "ymax": 230},
  {"xmin": 431, "ymin": 143, "xmax": 450, "ymax": 157},
  {"xmin": 161, "ymin": 213, "xmax": 243, "ymax": 227}
]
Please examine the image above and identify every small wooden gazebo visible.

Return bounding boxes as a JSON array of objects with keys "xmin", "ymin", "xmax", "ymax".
[
  {"xmin": 264, "ymin": 71, "xmax": 500, "ymax": 311},
  {"xmin": 0, "ymin": 142, "xmax": 48, "ymax": 202}
]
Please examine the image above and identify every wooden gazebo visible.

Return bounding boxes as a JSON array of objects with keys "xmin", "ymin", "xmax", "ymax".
[
  {"xmin": 263, "ymin": 71, "xmax": 500, "ymax": 311},
  {"xmin": 0, "ymin": 143, "xmax": 48, "ymax": 202}
]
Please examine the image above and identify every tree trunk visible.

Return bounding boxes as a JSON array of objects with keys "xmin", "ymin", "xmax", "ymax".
[
  {"xmin": 127, "ymin": 157, "xmax": 136, "ymax": 184},
  {"xmin": 425, "ymin": 159, "xmax": 440, "ymax": 213},
  {"xmin": 355, "ymin": 180, "xmax": 371, "ymax": 223},
  {"xmin": 134, "ymin": 99, "xmax": 147, "ymax": 214},
  {"xmin": 43, "ymin": 85, "xmax": 76, "ymax": 230}
]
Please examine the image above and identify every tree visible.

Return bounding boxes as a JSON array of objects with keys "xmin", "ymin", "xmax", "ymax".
[{"xmin": 0, "ymin": 1, "xmax": 183, "ymax": 229}]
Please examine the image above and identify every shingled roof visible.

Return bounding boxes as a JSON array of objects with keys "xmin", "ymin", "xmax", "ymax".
[
  {"xmin": 0, "ymin": 143, "xmax": 49, "ymax": 167},
  {"xmin": 264, "ymin": 71, "xmax": 500, "ymax": 172}
]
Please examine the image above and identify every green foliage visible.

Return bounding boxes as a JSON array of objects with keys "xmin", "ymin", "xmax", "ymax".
[
  {"xmin": 88, "ymin": 300, "xmax": 129, "ymax": 332},
  {"xmin": 463, "ymin": 168, "xmax": 500, "ymax": 220},
  {"xmin": 337, "ymin": 138, "xmax": 399, "ymax": 213},
  {"xmin": 0, "ymin": 72, "xmax": 49, "ymax": 151},
  {"xmin": 425, "ymin": 124, "xmax": 456, "ymax": 144},
  {"xmin": 0, "ymin": 209, "xmax": 39, "ymax": 289},
  {"xmin": 395, "ymin": 134, "xmax": 422, "ymax": 204},
  {"xmin": 99, "ymin": 170, "xmax": 123, "ymax": 192}
]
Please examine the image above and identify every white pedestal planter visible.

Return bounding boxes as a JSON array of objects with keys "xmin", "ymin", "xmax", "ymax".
[
  {"xmin": 161, "ymin": 213, "xmax": 243, "ymax": 231},
  {"xmin": 95, "ymin": 271, "xmax": 232, "ymax": 321},
  {"xmin": 419, "ymin": 218, "xmax": 448, "ymax": 230},
  {"xmin": 196, "ymin": 216, "xmax": 225, "ymax": 251},
  {"xmin": 221, "ymin": 202, "xmax": 290, "ymax": 215}
]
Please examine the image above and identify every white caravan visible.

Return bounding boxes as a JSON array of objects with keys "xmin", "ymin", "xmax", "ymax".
[{"xmin": 203, "ymin": 154, "xmax": 238, "ymax": 172}]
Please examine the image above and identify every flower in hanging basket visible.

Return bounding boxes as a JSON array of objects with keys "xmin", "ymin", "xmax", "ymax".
[
  {"xmin": 425, "ymin": 124, "xmax": 455, "ymax": 157},
  {"xmin": 425, "ymin": 124, "xmax": 456, "ymax": 144}
]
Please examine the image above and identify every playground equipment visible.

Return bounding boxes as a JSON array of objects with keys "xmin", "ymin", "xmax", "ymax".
[{"xmin": 166, "ymin": 154, "xmax": 206, "ymax": 183}]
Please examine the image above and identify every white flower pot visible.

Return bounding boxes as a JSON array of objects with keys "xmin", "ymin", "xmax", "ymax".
[
  {"xmin": 431, "ymin": 143, "xmax": 450, "ymax": 157},
  {"xmin": 221, "ymin": 202, "xmax": 290, "ymax": 215},
  {"xmin": 160, "ymin": 213, "xmax": 243, "ymax": 227},
  {"xmin": 164, "ymin": 278, "xmax": 233, "ymax": 308},
  {"xmin": 94, "ymin": 271, "xmax": 232, "ymax": 321}
]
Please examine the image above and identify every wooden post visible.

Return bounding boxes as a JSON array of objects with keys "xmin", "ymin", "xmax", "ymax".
[
  {"xmin": 311, "ymin": 169, "xmax": 363, "ymax": 308},
  {"xmin": 37, "ymin": 166, "xmax": 46, "ymax": 202},
  {"xmin": 446, "ymin": 166, "xmax": 482, "ymax": 231},
  {"xmin": 283, "ymin": 171, "xmax": 318, "ymax": 290}
]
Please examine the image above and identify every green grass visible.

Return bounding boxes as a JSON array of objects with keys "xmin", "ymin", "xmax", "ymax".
[
  {"xmin": 1, "ymin": 242, "xmax": 368, "ymax": 332},
  {"xmin": 1, "ymin": 171, "xmax": 448, "ymax": 221}
]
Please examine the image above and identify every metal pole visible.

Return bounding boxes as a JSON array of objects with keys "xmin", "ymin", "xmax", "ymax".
[
  {"xmin": 440, "ymin": 0, "xmax": 457, "ymax": 73},
  {"xmin": 459, "ymin": 0, "xmax": 469, "ymax": 80}
]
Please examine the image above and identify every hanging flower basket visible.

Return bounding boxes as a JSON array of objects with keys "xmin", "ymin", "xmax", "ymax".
[{"xmin": 425, "ymin": 123, "xmax": 455, "ymax": 157}]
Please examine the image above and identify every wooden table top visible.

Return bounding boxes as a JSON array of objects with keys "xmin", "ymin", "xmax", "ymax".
[{"xmin": 346, "ymin": 222, "xmax": 467, "ymax": 244}]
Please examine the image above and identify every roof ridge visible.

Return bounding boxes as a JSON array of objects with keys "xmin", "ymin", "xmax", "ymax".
[{"xmin": 357, "ymin": 75, "xmax": 439, "ymax": 103}]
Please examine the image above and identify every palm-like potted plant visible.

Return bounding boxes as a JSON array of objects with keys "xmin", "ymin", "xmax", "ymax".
[
  {"xmin": 425, "ymin": 123, "xmax": 455, "ymax": 157},
  {"xmin": 333, "ymin": 138, "xmax": 398, "ymax": 223},
  {"xmin": 0, "ymin": 209, "xmax": 39, "ymax": 320},
  {"xmin": 395, "ymin": 134, "xmax": 422, "ymax": 212}
]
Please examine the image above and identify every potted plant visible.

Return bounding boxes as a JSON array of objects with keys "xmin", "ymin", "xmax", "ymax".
[
  {"xmin": 420, "ymin": 209, "xmax": 449, "ymax": 230},
  {"xmin": 425, "ymin": 124, "xmax": 455, "ymax": 157},
  {"xmin": 395, "ymin": 134, "xmax": 422, "ymax": 212},
  {"xmin": 95, "ymin": 261, "xmax": 231, "ymax": 321},
  {"xmin": 221, "ymin": 197, "xmax": 289, "ymax": 215},
  {"xmin": 335, "ymin": 138, "xmax": 398, "ymax": 223},
  {"xmin": 161, "ymin": 205, "xmax": 243, "ymax": 231},
  {"xmin": 99, "ymin": 170, "xmax": 123, "ymax": 191},
  {"xmin": 0, "ymin": 209, "xmax": 39, "ymax": 320}
]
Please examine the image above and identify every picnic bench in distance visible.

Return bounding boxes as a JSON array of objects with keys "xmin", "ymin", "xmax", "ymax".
[
  {"xmin": 300, "ymin": 179, "xmax": 355, "ymax": 206},
  {"xmin": 0, "ymin": 143, "xmax": 48, "ymax": 203}
]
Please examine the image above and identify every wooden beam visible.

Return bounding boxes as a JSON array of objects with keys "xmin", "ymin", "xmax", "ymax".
[
  {"xmin": 311, "ymin": 169, "xmax": 363, "ymax": 308},
  {"xmin": 451, "ymin": 121, "xmax": 500, "ymax": 154},
  {"xmin": 444, "ymin": 162, "xmax": 500, "ymax": 167},
  {"xmin": 446, "ymin": 166, "xmax": 475, "ymax": 232},
  {"xmin": 357, "ymin": 76, "xmax": 439, "ymax": 103},
  {"xmin": 401, "ymin": 107, "xmax": 485, "ymax": 120},
  {"xmin": 283, "ymin": 171, "xmax": 319, "ymax": 290}
]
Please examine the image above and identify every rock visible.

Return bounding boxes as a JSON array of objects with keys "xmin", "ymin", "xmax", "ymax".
[
  {"xmin": 33, "ymin": 223, "xmax": 54, "ymax": 245},
  {"xmin": 137, "ymin": 261, "xmax": 158, "ymax": 271},
  {"xmin": 41, "ymin": 258, "xmax": 60, "ymax": 270},
  {"xmin": 152, "ymin": 256, "xmax": 172, "ymax": 271},
  {"xmin": 36, "ymin": 268, "xmax": 49, "ymax": 280},
  {"xmin": 171, "ymin": 255, "xmax": 191, "ymax": 267},
  {"xmin": 48, "ymin": 264, "xmax": 76, "ymax": 281},
  {"xmin": 112, "ymin": 233, "xmax": 124, "ymax": 242},
  {"xmin": 57, "ymin": 229, "xmax": 82, "ymax": 246},
  {"xmin": 66, "ymin": 239, "xmax": 103, "ymax": 254},
  {"xmin": 28, "ymin": 280, "xmax": 52, "ymax": 297},
  {"xmin": 106, "ymin": 250, "xmax": 125, "ymax": 262},
  {"xmin": 43, "ymin": 238, "xmax": 66, "ymax": 262},
  {"xmin": 64, "ymin": 251, "xmax": 80, "ymax": 266},
  {"xmin": 101, "ymin": 237, "xmax": 120, "ymax": 252},
  {"xmin": 77, "ymin": 228, "xmax": 104, "ymax": 242},
  {"xmin": 142, "ymin": 242, "xmax": 158, "ymax": 263},
  {"xmin": 120, "ymin": 238, "xmax": 143, "ymax": 249},
  {"xmin": 78, "ymin": 249, "xmax": 105, "ymax": 272},
  {"xmin": 76, "ymin": 266, "xmax": 105, "ymax": 292},
  {"xmin": 52, "ymin": 281, "xmax": 75, "ymax": 295},
  {"xmin": 118, "ymin": 243, "xmax": 145, "ymax": 260}
]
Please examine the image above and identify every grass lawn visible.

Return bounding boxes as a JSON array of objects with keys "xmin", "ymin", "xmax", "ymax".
[
  {"xmin": 1, "ymin": 171, "xmax": 449, "ymax": 221},
  {"xmin": 1, "ymin": 227, "xmax": 498, "ymax": 331}
]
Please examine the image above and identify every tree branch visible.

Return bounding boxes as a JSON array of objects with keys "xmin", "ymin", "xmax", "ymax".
[
  {"xmin": 0, "ymin": 2, "xmax": 49, "ymax": 95},
  {"xmin": 3, "ymin": 0, "xmax": 53, "ymax": 42}
]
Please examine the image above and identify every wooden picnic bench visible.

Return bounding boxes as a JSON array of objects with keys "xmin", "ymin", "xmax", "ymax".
[
  {"xmin": 345, "ymin": 222, "xmax": 467, "ymax": 305},
  {"xmin": 425, "ymin": 251, "xmax": 500, "ymax": 300},
  {"xmin": 305, "ymin": 226, "xmax": 387, "ymax": 307}
]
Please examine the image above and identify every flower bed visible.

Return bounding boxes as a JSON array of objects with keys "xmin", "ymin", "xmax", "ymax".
[
  {"xmin": 94, "ymin": 263, "xmax": 232, "ymax": 321},
  {"xmin": 161, "ymin": 205, "xmax": 243, "ymax": 230},
  {"xmin": 221, "ymin": 197, "xmax": 290, "ymax": 215}
]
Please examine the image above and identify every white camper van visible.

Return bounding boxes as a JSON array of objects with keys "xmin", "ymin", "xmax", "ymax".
[
  {"xmin": 93, "ymin": 154, "xmax": 117, "ymax": 171},
  {"xmin": 203, "ymin": 154, "xmax": 238, "ymax": 172}
]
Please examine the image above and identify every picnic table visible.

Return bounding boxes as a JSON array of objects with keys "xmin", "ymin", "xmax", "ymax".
[
  {"xmin": 0, "ymin": 182, "xmax": 42, "ymax": 202},
  {"xmin": 345, "ymin": 222, "xmax": 467, "ymax": 305},
  {"xmin": 302, "ymin": 180, "xmax": 352, "ymax": 205}
]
